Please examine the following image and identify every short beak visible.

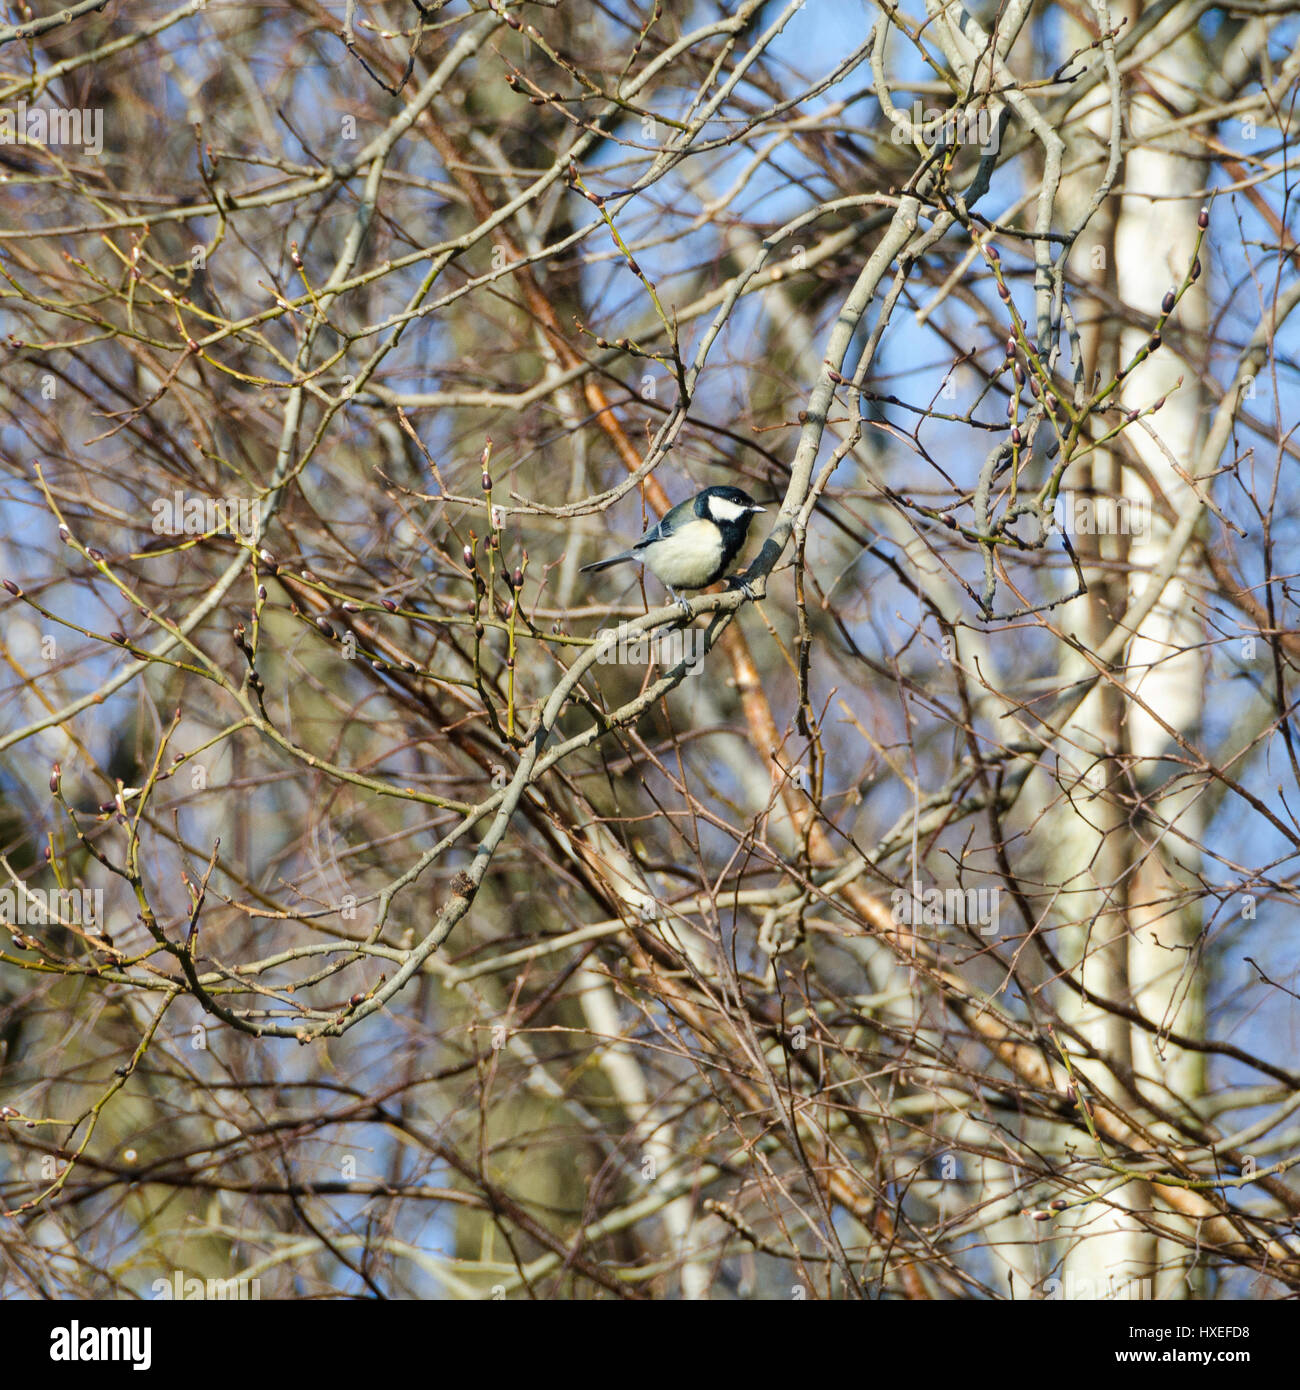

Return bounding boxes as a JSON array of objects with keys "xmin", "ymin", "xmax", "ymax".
[{"xmin": 749, "ymin": 504, "xmax": 765, "ymax": 513}]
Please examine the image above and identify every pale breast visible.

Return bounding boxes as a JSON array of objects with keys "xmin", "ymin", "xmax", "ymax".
[{"xmin": 643, "ymin": 517, "xmax": 725, "ymax": 588}]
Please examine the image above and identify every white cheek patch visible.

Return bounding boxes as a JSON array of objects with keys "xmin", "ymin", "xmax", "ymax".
[{"xmin": 707, "ymin": 496, "xmax": 749, "ymax": 523}]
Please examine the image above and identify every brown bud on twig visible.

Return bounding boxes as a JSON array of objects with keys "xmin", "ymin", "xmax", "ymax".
[
  {"xmin": 1161, "ymin": 289, "xmax": 1175, "ymax": 314},
  {"xmin": 1198, "ymin": 206, "xmax": 1209, "ymax": 229},
  {"xmin": 1149, "ymin": 333, "xmax": 1162, "ymax": 352},
  {"xmin": 381, "ymin": 598, "xmax": 398, "ymax": 612},
  {"xmin": 59, "ymin": 525, "xmax": 71, "ymax": 543},
  {"xmin": 316, "ymin": 617, "xmax": 335, "ymax": 639},
  {"xmin": 2, "ymin": 579, "xmax": 19, "ymax": 596},
  {"xmin": 50, "ymin": 763, "xmax": 61, "ymax": 794},
  {"xmin": 1191, "ymin": 258, "xmax": 1201, "ymax": 281},
  {"xmin": 1011, "ymin": 427, "xmax": 1022, "ymax": 446},
  {"xmin": 87, "ymin": 547, "xmax": 104, "ymax": 562},
  {"xmin": 110, "ymin": 630, "xmax": 127, "ymax": 644}
]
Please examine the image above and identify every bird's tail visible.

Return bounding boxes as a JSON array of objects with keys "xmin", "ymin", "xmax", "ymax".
[{"xmin": 579, "ymin": 550, "xmax": 637, "ymax": 575}]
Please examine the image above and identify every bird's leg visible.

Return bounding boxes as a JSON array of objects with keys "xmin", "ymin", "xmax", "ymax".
[
  {"xmin": 725, "ymin": 573, "xmax": 758, "ymax": 601},
  {"xmin": 665, "ymin": 586, "xmax": 692, "ymax": 617}
]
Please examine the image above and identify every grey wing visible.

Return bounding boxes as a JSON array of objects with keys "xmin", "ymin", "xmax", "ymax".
[{"xmin": 631, "ymin": 517, "xmax": 668, "ymax": 552}]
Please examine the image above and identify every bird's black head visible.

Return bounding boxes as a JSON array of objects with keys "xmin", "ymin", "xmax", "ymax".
[
  {"xmin": 693, "ymin": 485, "xmax": 764, "ymax": 535},
  {"xmin": 690, "ymin": 486, "xmax": 764, "ymax": 582}
]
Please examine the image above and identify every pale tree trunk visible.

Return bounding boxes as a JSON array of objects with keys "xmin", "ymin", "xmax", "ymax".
[
  {"xmin": 1053, "ymin": 3, "xmax": 1209, "ymax": 1298},
  {"xmin": 1108, "ymin": 7, "xmax": 1209, "ymax": 1299}
]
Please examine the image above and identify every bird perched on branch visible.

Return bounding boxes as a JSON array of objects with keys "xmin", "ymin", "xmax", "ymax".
[{"xmin": 580, "ymin": 485, "xmax": 765, "ymax": 611}]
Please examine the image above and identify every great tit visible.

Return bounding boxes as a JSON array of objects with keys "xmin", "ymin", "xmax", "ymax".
[{"xmin": 580, "ymin": 485, "xmax": 765, "ymax": 609}]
